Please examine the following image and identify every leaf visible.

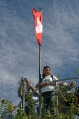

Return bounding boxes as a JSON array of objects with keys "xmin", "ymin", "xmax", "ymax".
[{"xmin": 76, "ymin": 68, "xmax": 79, "ymax": 70}]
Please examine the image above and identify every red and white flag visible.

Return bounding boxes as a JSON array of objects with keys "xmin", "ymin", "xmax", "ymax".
[{"xmin": 32, "ymin": 8, "xmax": 43, "ymax": 46}]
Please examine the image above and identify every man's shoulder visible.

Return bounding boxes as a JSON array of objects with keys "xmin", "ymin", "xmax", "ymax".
[{"xmin": 53, "ymin": 75, "xmax": 58, "ymax": 80}]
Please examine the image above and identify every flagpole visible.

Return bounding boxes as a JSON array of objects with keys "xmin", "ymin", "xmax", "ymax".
[
  {"xmin": 38, "ymin": 44, "xmax": 42, "ymax": 118},
  {"xmin": 32, "ymin": 7, "xmax": 42, "ymax": 117},
  {"xmin": 38, "ymin": 7, "xmax": 42, "ymax": 118}
]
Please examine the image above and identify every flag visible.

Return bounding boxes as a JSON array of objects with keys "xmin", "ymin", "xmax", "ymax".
[{"xmin": 32, "ymin": 8, "xmax": 43, "ymax": 46}]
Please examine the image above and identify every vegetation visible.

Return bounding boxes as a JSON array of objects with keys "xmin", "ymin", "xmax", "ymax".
[
  {"xmin": 0, "ymin": 85, "xmax": 79, "ymax": 119},
  {"xmin": 1, "ymin": 70, "xmax": 79, "ymax": 119}
]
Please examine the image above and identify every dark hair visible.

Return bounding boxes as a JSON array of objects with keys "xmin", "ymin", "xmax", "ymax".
[{"xmin": 42, "ymin": 66, "xmax": 50, "ymax": 78}]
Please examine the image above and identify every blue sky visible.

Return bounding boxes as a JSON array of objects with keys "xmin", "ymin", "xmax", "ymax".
[{"xmin": 0, "ymin": 0, "xmax": 79, "ymax": 105}]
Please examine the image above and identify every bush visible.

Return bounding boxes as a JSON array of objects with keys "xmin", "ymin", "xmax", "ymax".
[{"xmin": 0, "ymin": 86, "xmax": 79, "ymax": 119}]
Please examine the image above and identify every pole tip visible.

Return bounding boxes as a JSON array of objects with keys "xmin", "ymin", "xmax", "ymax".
[{"xmin": 39, "ymin": 7, "xmax": 42, "ymax": 11}]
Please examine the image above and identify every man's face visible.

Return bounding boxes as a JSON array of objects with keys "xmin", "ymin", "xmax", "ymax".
[{"xmin": 43, "ymin": 68, "xmax": 50, "ymax": 76}]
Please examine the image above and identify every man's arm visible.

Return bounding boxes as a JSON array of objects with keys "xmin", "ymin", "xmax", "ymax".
[
  {"xmin": 50, "ymin": 75, "xmax": 58, "ymax": 86},
  {"xmin": 50, "ymin": 81, "xmax": 57, "ymax": 86},
  {"xmin": 36, "ymin": 82, "xmax": 48, "ymax": 88}
]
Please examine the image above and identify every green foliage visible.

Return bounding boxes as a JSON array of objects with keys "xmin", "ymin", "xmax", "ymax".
[
  {"xmin": 0, "ymin": 86, "xmax": 79, "ymax": 119},
  {"xmin": 24, "ymin": 93, "xmax": 38, "ymax": 119},
  {"xmin": 40, "ymin": 86, "xmax": 79, "ymax": 119},
  {"xmin": 14, "ymin": 109, "xmax": 28, "ymax": 119},
  {"xmin": 0, "ymin": 98, "xmax": 15, "ymax": 119}
]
